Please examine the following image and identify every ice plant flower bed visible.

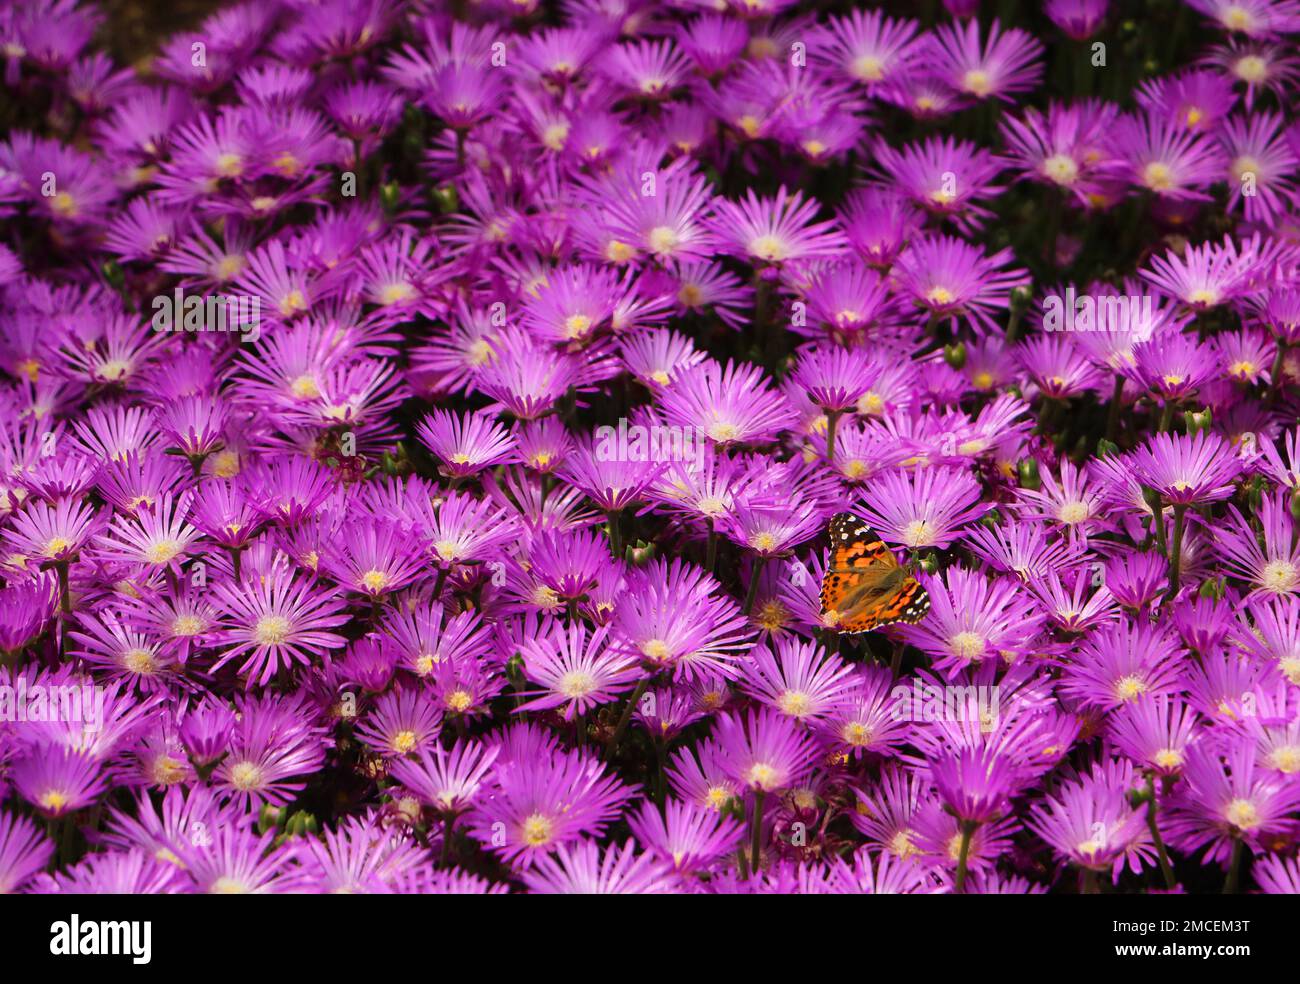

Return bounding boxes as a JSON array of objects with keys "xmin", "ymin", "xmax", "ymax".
[{"xmin": 0, "ymin": 0, "xmax": 1299, "ymax": 896}]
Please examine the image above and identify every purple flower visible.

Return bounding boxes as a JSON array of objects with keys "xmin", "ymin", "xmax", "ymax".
[
  {"xmin": 466, "ymin": 748, "xmax": 634, "ymax": 865},
  {"xmin": 519, "ymin": 838, "xmax": 682, "ymax": 894},
  {"xmin": 714, "ymin": 706, "xmax": 820, "ymax": 795}
]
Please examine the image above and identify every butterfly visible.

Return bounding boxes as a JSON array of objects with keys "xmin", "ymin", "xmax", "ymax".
[{"xmin": 820, "ymin": 512, "xmax": 930, "ymax": 634}]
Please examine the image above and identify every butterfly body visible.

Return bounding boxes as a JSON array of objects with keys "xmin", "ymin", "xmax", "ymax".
[{"xmin": 820, "ymin": 512, "xmax": 930, "ymax": 634}]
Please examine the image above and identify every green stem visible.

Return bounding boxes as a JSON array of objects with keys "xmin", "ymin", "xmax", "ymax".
[
  {"xmin": 824, "ymin": 409, "xmax": 842, "ymax": 465},
  {"xmin": 1223, "ymin": 837, "xmax": 1242, "ymax": 895},
  {"xmin": 1005, "ymin": 297, "xmax": 1025, "ymax": 345},
  {"xmin": 1145, "ymin": 776, "xmax": 1177, "ymax": 890},
  {"xmin": 1044, "ymin": 186, "xmax": 1062, "ymax": 272},
  {"xmin": 1166, "ymin": 503, "xmax": 1187, "ymax": 602},
  {"xmin": 604, "ymin": 676, "xmax": 650, "ymax": 762},
  {"xmin": 1144, "ymin": 488, "xmax": 1167, "ymax": 558},
  {"xmin": 441, "ymin": 814, "xmax": 456, "ymax": 868},
  {"xmin": 1105, "ymin": 373, "xmax": 1125, "ymax": 444},
  {"xmin": 1267, "ymin": 340, "xmax": 1288, "ymax": 404},
  {"xmin": 1158, "ymin": 400, "xmax": 1176, "ymax": 433},
  {"xmin": 742, "ymin": 557, "xmax": 768, "ymax": 616},
  {"xmin": 653, "ymin": 738, "xmax": 666, "ymax": 806},
  {"xmin": 954, "ymin": 820, "xmax": 977, "ymax": 893},
  {"xmin": 1083, "ymin": 869, "xmax": 1100, "ymax": 894},
  {"xmin": 607, "ymin": 509, "xmax": 622, "ymax": 560},
  {"xmin": 749, "ymin": 790, "xmax": 767, "ymax": 873},
  {"xmin": 54, "ymin": 559, "xmax": 71, "ymax": 614}
]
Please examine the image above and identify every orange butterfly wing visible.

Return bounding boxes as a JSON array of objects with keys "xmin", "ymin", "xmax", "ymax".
[{"xmin": 820, "ymin": 512, "xmax": 930, "ymax": 635}]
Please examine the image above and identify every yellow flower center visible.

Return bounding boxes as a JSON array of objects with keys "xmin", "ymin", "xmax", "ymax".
[
  {"xmin": 777, "ymin": 690, "xmax": 813, "ymax": 716},
  {"xmin": 278, "ymin": 289, "xmax": 307, "ymax": 317},
  {"xmin": 123, "ymin": 647, "xmax": 158, "ymax": 674},
  {"xmin": 843, "ymin": 722, "xmax": 873, "ymax": 746},
  {"xmin": 1224, "ymin": 798, "xmax": 1258, "ymax": 830},
  {"xmin": 705, "ymin": 786, "xmax": 731, "ymax": 810},
  {"xmin": 1142, "ymin": 162, "xmax": 1175, "ymax": 191},
  {"xmin": 212, "ymin": 450, "xmax": 240, "ymax": 478},
  {"xmin": 678, "ymin": 283, "xmax": 704, "ymax": 306},
  {"xmin": 606, "ymin": 240, "xmax": 636, "ymax": 263},
  {"xmin": 40, "ymin": 790, "xmax": 71, "ymax": 813},
  {"xmin": 172, "ymin": 614, "xmax": 205, "ymax": 636},
  {"xmin": 902, "ymin": 519, "xmax": 934, "ymax": 546},
  {"xmin": 642, "ymin": 639, "xmax": 672, "ymax": 661},
  {"xmin": 1261, "ymin": 560, "xmax": 1299, "ymax": 593},
  {"xmin": 1154, "ymin": 748, "xmax": 1184, "ymax": 770},
  {"xmin": 542, "ymin": 123, "xmax": 569, "ymax": 152},
  {"xmin": 521, "ymin": 813, "xmax": 554, "ymax": 846},
  {"xmin": 531, "ymin": 585, "xmax": 561, "ymax": 609},
  {"xmin": 146, "ymin": 540, "xmax": 182, "ymax": 564},
  {"xmin": 1042, "ymin": 154, "xmax": 1080, "ymax": 185},
  {"xmin": 1280, "ymin": 657, "xmax": 1300, "ymax": 685},
  {"xmin": 852, "ymin": 54, "xmax": 884, "ymax": 81},
  {"xmin": 1235, "ymin": 55, "xmax": 1267, "ymax": 83},
  {"xmin": 962, "ymin": 69, "xmax": 992, "ymax": 97},
  {"xmin": 1231, "ymin": 155, "xmax": 1261, "ymax": 184},
  {"xmin": 1268, "ymin": 746, "xmax": 1300, "ymax": 773},
  {"xmin": 228, "ymin": 761, "xmax": 264, "ymax": 791},
  {"xmin": 99, "ymin": 359, "xmax": 130, "ymax": 381},
  {"xmin": 1075, "ymin": 838, "xmax": 1105, "ymax": 859},
  {"xmin": 214, "ymin": 152, "xmax": 243, "ymax": 177},
  {"xmin": 152, "ymin": 756, "xmax": 188, "ymax": 785},
  {"xmin": 379, "ymin": 282, "xmax": 414, "ymax": 305},
  {"xmin": 558, "ymin": 670, "xmax": 597, "ymax": 698},
  {"xmin": 950, "ymin": 631, "xmax": 985, "ymax": 662},
  {"xmin": 215, "ymin": 254, "xmax": 245, "ymax": 280},
  {"xmin": 648, "ymin": 226, "xmax": 679, "ymax": 255},
  {"xmin": 253, "ymin": 614, "xmax": 291, "ymax": 646},
  {"xmin": 1114, "ymin": 674, "xmax": 1148, "ymax": 701},
  {"xmin": 563, "ymin": 313, "xmax": 593, "ymax": 339},
  {"xmin": 748, "ymin": 235, "xmax": 787, "ymax": 262},
  {"xmin": 756, "ymin": 600, "xmax": 788, "ymax": 632},
  {"xmin": 392, "ymin": 730, "xmax": 418, "ymax": 754},
  {"xmin": 706, "ymin": 421, "xmax": 740, "ymax": 442},
  {"xmin": 889, "ymin": 829, "xmax": 918, "ymax": 858},
  {"xmin": 1222, "ymin": 6, "xmax": 1254, "ymax": 31},
  {"xmin": 1057, "ymin": 501, "xmax": 1091, "ymax": 524},
  {"xmin": 446, "ymin": 689, "xmax": 473, "ymax": 712},
  {"xmin": 51, "ymin": 191, "xmax": 78, "ymax": 216}
]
